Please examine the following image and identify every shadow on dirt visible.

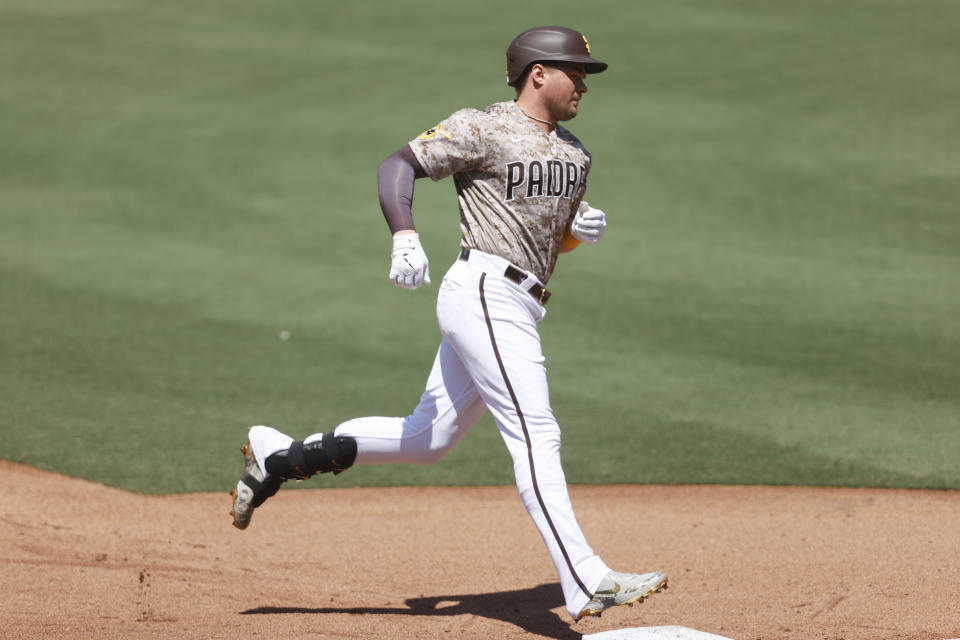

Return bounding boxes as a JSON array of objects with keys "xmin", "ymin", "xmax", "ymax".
[{"xmin": 241, "ymin": 582, "xmax": 581, "ymax": 640}]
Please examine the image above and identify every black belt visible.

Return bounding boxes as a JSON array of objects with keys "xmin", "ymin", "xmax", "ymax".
[{"xmin": 459, "ymin": 248, "xmax": 551, "ymax": 305}]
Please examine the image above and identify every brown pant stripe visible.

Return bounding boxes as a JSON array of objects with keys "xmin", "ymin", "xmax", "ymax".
[{"xmin": 478, "ymin": 273, "xmax": 591, "ymax": 599}]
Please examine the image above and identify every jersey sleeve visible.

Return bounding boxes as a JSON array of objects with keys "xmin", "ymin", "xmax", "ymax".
[{"xmin": 407, "ymin": 108, "xmax": 487, "ymax": 182}]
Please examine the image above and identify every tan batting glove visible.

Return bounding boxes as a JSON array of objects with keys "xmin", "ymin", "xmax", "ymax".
[
  {"xmin": 570, "ymin": 201, "xmax": 607, "ymax": 244},
  {"xmin": 389, "ymin": 232, "xmax": 431, "ymax": 290}
]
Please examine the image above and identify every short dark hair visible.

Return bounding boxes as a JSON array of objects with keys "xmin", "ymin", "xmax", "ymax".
[{"xmin": 513, "ymin": 61, "xmax": 562, "ymax": 94}]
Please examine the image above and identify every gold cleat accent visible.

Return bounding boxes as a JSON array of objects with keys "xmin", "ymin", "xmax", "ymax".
[
  {"xmin": 575, "ymin": 572, "xmax": 668, "ymax": 621},
  {"xmin": 230, "ymin": 440, "xmax": 258, "ymax": 530},
  {"xmin": 230, "ymin": 433, "xmax": 286, "ymax": 530},
  {"xmin": 229, "ymin": 487, "xmax": 239, "ymax": 527}
]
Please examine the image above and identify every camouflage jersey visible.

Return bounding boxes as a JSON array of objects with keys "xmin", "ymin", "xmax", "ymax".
[{"xmin": 407, "ymin": 100, "xmax": 592, "ymax": 284}]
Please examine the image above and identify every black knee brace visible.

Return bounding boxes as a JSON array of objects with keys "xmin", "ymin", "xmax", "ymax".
[{"xmin": 264, "ymin": 433, "xmax": 357, "ymax": 481}]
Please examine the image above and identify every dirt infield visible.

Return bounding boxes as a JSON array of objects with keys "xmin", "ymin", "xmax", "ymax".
[{"xmin": 2, "ymin": 460, "xmax": 958, "ymax": 640}]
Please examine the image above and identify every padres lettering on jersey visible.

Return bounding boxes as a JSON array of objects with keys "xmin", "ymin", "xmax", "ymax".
[
  {"xmin": 407, "ymin": 100, "xmax": 592, "ymax": 283},
  {"xmin": 504, "ymin": 160, "xmax": 587, "ymax": 202}
]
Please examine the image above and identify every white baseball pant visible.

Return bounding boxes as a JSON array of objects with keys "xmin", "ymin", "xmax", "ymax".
[{"xmin": 253, "ymin": 250, "xmax": 610, "ymax": 618}]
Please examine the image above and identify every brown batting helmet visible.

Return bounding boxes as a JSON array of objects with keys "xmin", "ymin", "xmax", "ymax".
[{"xmin": 506, "ymin": 26, "xmax": 608, "ymax": 86}]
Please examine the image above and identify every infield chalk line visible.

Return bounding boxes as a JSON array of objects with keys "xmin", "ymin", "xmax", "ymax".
[
  {"xmin": 584, "ymin": 628, "xmax": 960, "ymax": 640},
  {"xmin": 583, "ymin": 627, "xmax": 735, "ymax": 640}
]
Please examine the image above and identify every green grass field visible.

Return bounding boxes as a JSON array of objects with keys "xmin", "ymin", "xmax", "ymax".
[{"xmin": 2, "ymin": 0, "xmax": 958, "ymax": 493}]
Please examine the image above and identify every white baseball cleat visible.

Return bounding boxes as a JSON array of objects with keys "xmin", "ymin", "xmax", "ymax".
[
  {"xmin": 576, "ymin": 570, "xmax": 669, "ymax": 621},
  {"xmin": 229, "ymin": 438, "xmax": 283, "ymax": 530}
]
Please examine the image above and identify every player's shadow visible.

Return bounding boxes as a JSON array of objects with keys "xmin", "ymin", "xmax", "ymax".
[{"xmin": 241, "ymin": 582, "xmax": 580, "ymax": 640}]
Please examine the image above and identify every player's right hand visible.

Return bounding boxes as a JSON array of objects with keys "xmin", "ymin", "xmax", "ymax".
[{"xmin": 389, "ymin": 232, "xmax": 431, "ymax": 290}]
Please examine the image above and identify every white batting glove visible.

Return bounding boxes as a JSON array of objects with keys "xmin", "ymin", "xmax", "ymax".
[
  {"xmin": 389, "ymin": 232, "xmax": 431, "ymax": 290},
  {"xmin": 570, "ymin": 201, "xmax": 607, "ymax": 244}
]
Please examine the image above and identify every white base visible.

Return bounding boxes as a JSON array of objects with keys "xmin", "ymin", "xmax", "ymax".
[{"xmin": 583, "ymin": 627, "xmax": 735, "ymax": 640}]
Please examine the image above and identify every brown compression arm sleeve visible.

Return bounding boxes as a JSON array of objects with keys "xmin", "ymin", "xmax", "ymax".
[{"xmin": 377, "ymin": 145, "xmax": 428, "ymax": 234}]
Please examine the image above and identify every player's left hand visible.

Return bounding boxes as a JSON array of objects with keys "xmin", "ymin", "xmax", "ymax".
[
  {"xmin": 389, "ymin": 232, "xmax": 431, "ymax": 289},
  {"xmin": 570, "ymin": 201, "xmax": 607, "ymax": 244}
]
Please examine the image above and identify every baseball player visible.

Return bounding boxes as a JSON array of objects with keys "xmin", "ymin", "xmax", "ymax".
[{"xmin": 230, "ymin": 26, "xmax": 667, "ymax": 621}]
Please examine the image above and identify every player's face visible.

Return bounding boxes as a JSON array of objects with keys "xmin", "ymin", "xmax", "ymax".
[{"xmin": 542, "ymin": 63, "xmax": 588, "ymax": 122}]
